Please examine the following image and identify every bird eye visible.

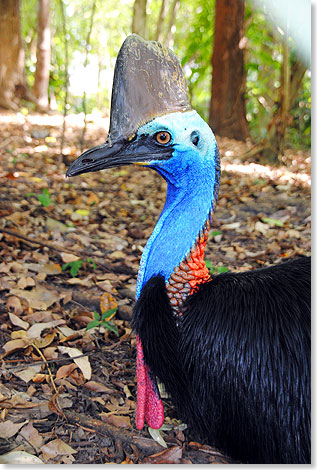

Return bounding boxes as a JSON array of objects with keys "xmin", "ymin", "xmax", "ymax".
[{"xmin": 155, "ymin": 131, "xmax": 171, "ymax": 145}]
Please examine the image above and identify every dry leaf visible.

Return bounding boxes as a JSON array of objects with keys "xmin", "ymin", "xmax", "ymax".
[
  {"xmin": 0, "ymin": 451, "xmax": 43, "ymax": 464},
  {"xmin": 13, "ymin": 364, "xmax": 42, "ymax": 383},
  {"xmin": 6, "ymin": 296, "xmax": 23, "ymax": 315},
  {"xmin": 8, "ymin": 312, "xmax": 29, "ymax": 330},
  {"xmin": 58, "ymin": 346, "xmax": 91, "ymax": 380},
  {"xmin": 41, "ymin": 438, "xmax": 77, "ymax": 461},
  {"xmin": 105, "ymin": 414, "xmax": 131, "ymax": 428},
  {"xmin": 87, "ymin": 191, "xmax": 99, "ymax": 205},
  {"xmin": 221, "ymin": 222, "xmax": 241, "ymax": 230},
  {"xmin": 0, "ymin": 419, "xmax": 28, "ymax": 438},
  {"xmin": 148, "ymin": 427, "xmax": 167, "ymax": 448},
  {"xmin": 17, "ymin": 276, "xmax": 36, "ymax": 289},
  {"xmin": 56, "ymin": 363, "xmax": 77, "ymax": 379},
  {"xmin": 48, "ymin": 392, "xmax": 65, "ymax": 417},
  {"xmin": 42, "ymin": 263, "xmax": 63, "ymax": 275},
  {"xmin": 19, "ymin": 422, "xmax": 43, "ymax": 449},
  {"xmin": 84, "ymin": 381, "xmax": 113, "ymax": 393},
  {"xmin": 43, "ymin": 347, "xmax": 58, "ymax": 360},
  {"xmin": 100, "ymin": 292, "xmax": 117, "ymax": 319},
  {"xmin": 10, "ymin": 286, "xmax": 64, "ymax": 310},
  {"xmin": 1, "ymin": 338, "xmax": 31, "ymax": 357},
  {"xmin": 61, "ymin": 253, "xmax": 80, "ymax": 263},
  {"xmin": 145, "ymin": 445, "xmax": 183, "ymax": 464},
  {"xmin": 34, "ymin": 331, "xmax": 56, "ymax": 349},
  {"xmin": 26, "ymin": 320, "xmax": 65, "ymax": 339},
  {"xmin": 66, "ymin": 277, "xmax": 92, "ymax": 286}
]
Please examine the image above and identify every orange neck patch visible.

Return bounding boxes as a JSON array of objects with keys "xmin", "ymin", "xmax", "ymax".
[{"xmin": 166, "ymin": 219, "xmax": 211, "ymax": 312}]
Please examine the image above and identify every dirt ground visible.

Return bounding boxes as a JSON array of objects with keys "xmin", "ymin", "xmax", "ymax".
[{"xmin": 0, "ymin": 111, "xmax": 311, "ymax": 463}]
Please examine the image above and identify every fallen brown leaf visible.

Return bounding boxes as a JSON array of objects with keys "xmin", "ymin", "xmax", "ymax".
[
  {"xmin": 0, "ymin": 419, "xmax": 29, "ymax": 439},
  {"xmin": 105, "ymin": 414, "xmax": 131, "ymax": 428},
  {"xmin": 58, "ymin": 346, "xmax": 91, "ymax": 380},
  {"xmin": 41, "ymin": 438, "xmax": 77, "ymax": 461},
  {"xmin": 13, "ymin": 364, "xmax": 42, "ymax": 383},
  {"xmin": 10, "ymin": 286, "xmax": 65, "ymax": 310},
  {"xmin": 84, "ymin": 380, "xmax": 113, "ymax": 393},
  {"xmin": 6, "ymin": 296, "xmax": 23, "ymax": 315},
  {"xmin": 19, "ymin": 422, "xmax": 43, "ymax": 449},
  {"xmin": 56, "ymin": 363, "xmax": 77, "ymax": 379},
  {"xmin": 8, "ymin": 312, "xmax": 29, "ymax": 330},
  {"xmin": 145, "ymin": 445, "xmax": 183, "ymax": 464}
]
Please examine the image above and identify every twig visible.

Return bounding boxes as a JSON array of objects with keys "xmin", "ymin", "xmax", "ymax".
[
  {"xmin": 32, "ymin": 342, "xmax": 58, "ymax": 394},
  {"xmin": 64, "ymin": 409, "xmax": 163, "ymax": 456},
  {"xmin": 0, "ymin": 227, "xmax": 109, "ymax": 261},
  {"xmin": 2, "ymin": 340, "xmax": 129, "ymax": 370},
  {"xmin": 0, "ymin": 227, "xmax": 136, "ymax": 275}
]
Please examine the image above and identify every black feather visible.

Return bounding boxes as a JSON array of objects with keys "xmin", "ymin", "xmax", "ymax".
[{"xmin": 132, "ymin": 257, "xmax": 311, "ymax": 464}]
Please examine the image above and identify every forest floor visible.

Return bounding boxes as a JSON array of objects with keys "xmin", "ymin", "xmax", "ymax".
[{"xmin": 0, "ymin": 110, "xmax": 311, "ymax": 464}]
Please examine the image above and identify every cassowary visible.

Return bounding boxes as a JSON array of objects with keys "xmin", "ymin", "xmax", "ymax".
[{"xmin": 67, "ymin": 35, "xmax": 311, "ymax": 464}]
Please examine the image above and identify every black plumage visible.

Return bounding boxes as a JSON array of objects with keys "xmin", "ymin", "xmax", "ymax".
[{"xmin": 132, "ymin": 256, "xmax": 311, "ymax": 464}]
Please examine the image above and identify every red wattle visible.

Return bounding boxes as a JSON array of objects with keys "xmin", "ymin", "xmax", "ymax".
[{"xmin": 135, "ymin": 336, "xmax": 164, "ymax": 430}]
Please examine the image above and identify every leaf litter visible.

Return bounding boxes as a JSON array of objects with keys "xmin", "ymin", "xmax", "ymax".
[{"xmin": 0, "ymin": 111, "xmax": 310, "ymax": 463}]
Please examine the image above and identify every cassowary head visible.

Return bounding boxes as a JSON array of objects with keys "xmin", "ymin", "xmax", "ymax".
[{"xmin": 67, "ymin": 34, "xmax": 220, "ymax": 193}]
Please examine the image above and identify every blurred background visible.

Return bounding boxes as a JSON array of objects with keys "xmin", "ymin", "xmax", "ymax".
[{"xmin": 0, "ymin": 0, "xmax": 311, "ymax": 163}]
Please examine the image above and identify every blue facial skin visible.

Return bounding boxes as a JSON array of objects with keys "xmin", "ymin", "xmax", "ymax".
[{"xmin": 134, "ymin": 110, "xmax": 219, "ymax": 299}]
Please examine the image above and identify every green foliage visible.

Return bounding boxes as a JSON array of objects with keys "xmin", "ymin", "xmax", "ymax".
[
  {"xmin": 62, "ymin": 259, "xmax": 83, "ymax": 277},
  {"xmin": 37, "ymin": 188, "xmax": 52, "ymax": 207},
  {"xmin": 261, "ymin": 217, "xmax": 284, "ymax": 227},
  {"xmin": 205, "ymin": 260, "xmax": 229, "ymax": 274},
  {"xmin": 211, "ymin": 230, "xmax": 222, "ymax": 237},
  {"xmin": 20, "ymin": 0, "xmax": 310, "ymax": 150},
  {"xmin": 245, "ymin": 1, "xmax": 311, "ymax": 148},
  {"xmin": 25, "ymin": 189, "xmax": 53, "ymax": 207},
  {"xmin": 62, "ymin": 258, "xmax": 97, "ymax": 277},
  {"xmin": 86, "ymin": 309, "xmax": 119, "ymax": 335}
]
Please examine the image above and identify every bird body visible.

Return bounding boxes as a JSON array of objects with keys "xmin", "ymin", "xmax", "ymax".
[
  {"xmin": 67, "ymin": 34, "xmax": 311, "ymax": 464},
  {"xmin": 133, "ymin": 258, "xmax": 310, "ymax": 463}
]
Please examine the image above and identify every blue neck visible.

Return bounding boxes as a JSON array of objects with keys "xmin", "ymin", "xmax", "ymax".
[{"xmin": 136, "ymin": 164, "xmax": 217, "ymax": 298}]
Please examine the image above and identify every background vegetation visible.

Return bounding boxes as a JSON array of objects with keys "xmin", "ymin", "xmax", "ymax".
[{"xmin": 1, "ymin": 0, "xmax": 311, "ymax": 159}]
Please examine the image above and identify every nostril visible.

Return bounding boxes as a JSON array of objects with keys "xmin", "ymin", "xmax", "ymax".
[
  {"xmin": 82, "ymin": 158, "xmax": 94, "ymax": 164},
  {"xmin": 192, "ymin": 135, "xmax": 199, "ymax": 146}
]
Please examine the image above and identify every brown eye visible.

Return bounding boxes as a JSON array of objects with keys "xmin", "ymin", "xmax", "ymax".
[{"xmin": 155, "ymin": 131, "xmax": 171, "ymax": 145}]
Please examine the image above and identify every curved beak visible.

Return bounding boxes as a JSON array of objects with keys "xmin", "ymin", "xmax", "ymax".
[{"xmin": 66, "ymin": 136, "xmax": 173, "ymax": 178}]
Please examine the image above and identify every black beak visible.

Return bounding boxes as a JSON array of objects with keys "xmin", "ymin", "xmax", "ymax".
[{"xmin": 66, "ymin": 135, "xmax": 173, "ymax": 178}]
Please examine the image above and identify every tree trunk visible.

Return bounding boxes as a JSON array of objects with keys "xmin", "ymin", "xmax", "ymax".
[
  {"xmin": 162, "ymin": 0, "xmax": 180, "ymax": 48},
  {"xmin": 132, "ymin": 0, "xmax": 147, "ymax": 38},
  {"xmin": 209, "ymin": 0, "xmax": 249, "ymax": 140},
  {"xmin": 0, "ymin": 0, "xmax": 28, "ymax": 110},
  {"xmin": 261, "ymin": 56, "xmax": 306, "ymax": 163},
  {"xmin": 241, "ymin": 58, "xmax": 307, "ymax": 164},
  {"xmin": 155, "ymin": 0, "xmax": 168, "ymax": 42},
  {"xmin": 34, "ymin": 0, "xmax": 51, "ymax": 111}
]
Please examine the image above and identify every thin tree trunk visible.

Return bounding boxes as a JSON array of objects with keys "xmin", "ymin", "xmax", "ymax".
[
  {"xmin": 163, "ymin": 0, "xmax": 180, "ymax": 48},
  {"xmin": 209, "ymin": 0, "xmax": 249, "ymax": 140},
  {"xmin": 278, "ymin": 36, "xmax": 290, "ymax": 155},
  {"xmin": 241, "ymin": 58, "xmax": 307, "ymax": 163},
  {"xmin": 0, "ymin": 0, "xmax": 28, "ymax": 109},
  {"xmin": 59, "ymin": 0, "xmax": 69, "ymax": 161},
  {"xmin": 155, "ymin": 0, "xmax": 168, "ymax": 42},
  {"xmin": 80, "ymin": 0, "xmax": 97, "ymax": 152},
  {"xmin": 34, "ymin": 0, "xmax": 51, "ymax": 111},
  {"xmin": 132, "ymin": 0, "xmax": 147, "ymax": 38}
]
